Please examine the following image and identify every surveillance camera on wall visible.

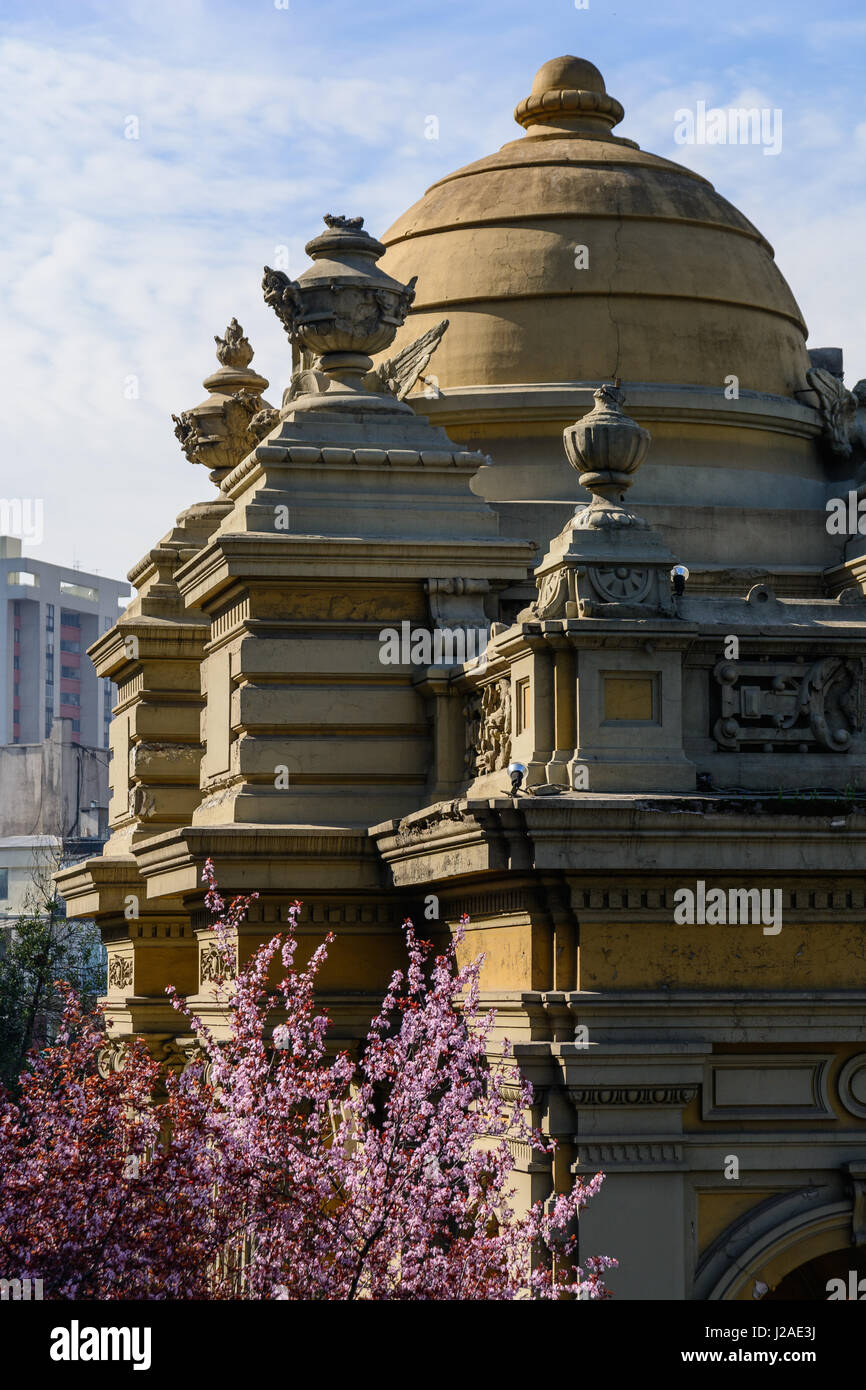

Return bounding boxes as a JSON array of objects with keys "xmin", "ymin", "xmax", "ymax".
[{"xmin": 508, "ymin": 761, "xmax": 527, "ymax": 792}]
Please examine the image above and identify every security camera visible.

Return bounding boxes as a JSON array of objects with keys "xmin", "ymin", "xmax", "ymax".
[{"xmin": 508, "ymin": 761, "xmax": 527, "ymax": 792}]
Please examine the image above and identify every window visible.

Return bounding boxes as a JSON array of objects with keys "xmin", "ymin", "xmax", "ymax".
[
  {"xmin": 60, "ymin": 692, "xmax": 80, "ymax": 707},
  {"xmin": 60, "ymin": 666, "xmax": 78, "ymax": 680},
  {"xmin": 12, "ymin": 601, "xmax": 20, "ymax": 616},
  {"xmin": 60, "ymin": 640, "xmax": 80, "ymax": 654},
  {"xmin": 46, "ymin": 604, "xmax": 54, "ymax": 631},
  {"xmin": 71, "ymin": 720, "xmax": 80, "ymax": 732},
  {"xmin": 45, "ymin": 641, "xmax": 54, "ymax": 658},
  {"xmin": 45, "ymin": 711, "xmax": 53, "ymax": 737},
  {"xmin": 60, "ymin": 611, "xmax": 81, "ymax": 627},
  {"xmin": 13, "ymin": 655, "xmax": 19, "ymax": 670},
  {"xmin": 60, "ymin": 583, "xmax": 97, "ymax": 602},
  {"xmin": 0, "ymin": 869, "xmax": 8, "ymax": 899}
]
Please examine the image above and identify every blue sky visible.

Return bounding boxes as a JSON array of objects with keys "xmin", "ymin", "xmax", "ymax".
[{"xmin": 1, "ymin": 0, "xmax": 864, "ymax": 584}]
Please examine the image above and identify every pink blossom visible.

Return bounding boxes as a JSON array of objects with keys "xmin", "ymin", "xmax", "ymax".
[{"xmin": 0, "ymin": 859, "xmax": 615, "ymax": 1300}]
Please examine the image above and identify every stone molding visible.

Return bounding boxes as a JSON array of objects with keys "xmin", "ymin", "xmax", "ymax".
[
  {"xmin": 221, "ymin": 442, "xmax": 484, "ymax": 497},
  {"xmin": 572, "ymin": 1140, "xmax": 684, "ymax": 1167},
  {"xmin": 838, "ymin": 1055, "xmax": 866, "ymax": 1120},
  {"xmin": 846, "ymin": 1161, "xmax": 866, "ymax": 1246},
  {"xmin": 701, "ymin": 1055, "xmax": 834, "ymax": 1122},
  {"xmin": 568, "ymin": 1085, "xmax": 697, "ymax": 1107}
]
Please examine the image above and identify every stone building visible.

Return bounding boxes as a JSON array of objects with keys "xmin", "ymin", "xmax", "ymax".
[{"xmin": 57, "ymin": 56, "xmax": 866, "ymax": 1301}]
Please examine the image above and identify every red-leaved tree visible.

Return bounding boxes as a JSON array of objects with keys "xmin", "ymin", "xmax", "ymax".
[{"xmin": 0, "ymin": 862, "xmax": 615, "ymax": 1299}]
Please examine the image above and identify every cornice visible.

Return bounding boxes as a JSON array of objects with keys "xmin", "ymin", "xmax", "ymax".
[
  {"xmin": 410, "ymin": 381, "xmax": 821, "ymax": 439},
  {"xmin": 173, "ymin": 533, "xmax": 535, "ymax": 610}
]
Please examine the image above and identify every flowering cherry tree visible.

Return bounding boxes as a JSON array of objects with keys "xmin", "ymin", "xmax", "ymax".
[{"xmin": 0, "ymin": 861, "xmax": 615, "ymax": 1300}]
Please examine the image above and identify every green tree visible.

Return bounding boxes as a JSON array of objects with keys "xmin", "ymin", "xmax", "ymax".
[{"xmin": 0, "ymin": 872, "xmax": 105, "ymax": 1091}]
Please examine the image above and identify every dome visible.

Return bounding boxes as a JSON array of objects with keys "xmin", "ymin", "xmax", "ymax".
[{"xmin": 380, "ymin": 57, "xmax": 810, "ymax": 397}]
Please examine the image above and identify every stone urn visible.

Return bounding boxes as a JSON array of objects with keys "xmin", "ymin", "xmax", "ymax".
[
  {"xmin": 262, "ymin": 215, "xmax": 416, "ymax": 390},
  {"xmin": 563, "ymin": 384, "xmax": 651, "ymax": 528}
]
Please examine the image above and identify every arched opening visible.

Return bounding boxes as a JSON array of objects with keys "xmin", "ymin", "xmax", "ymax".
[{"xmin": 763, "ymin": 1246, "xmax": 866, "ymax": 1301}]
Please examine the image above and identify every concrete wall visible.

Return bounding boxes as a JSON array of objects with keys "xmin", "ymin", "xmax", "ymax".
[{"xmin": 0, "ymin": 720, "xmax": 108, "ymax": 838}]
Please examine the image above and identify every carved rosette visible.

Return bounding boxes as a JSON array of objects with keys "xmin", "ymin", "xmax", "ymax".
[{"xmin": 588, "ymin": 564, "xmax": 652, "ymax": 604}]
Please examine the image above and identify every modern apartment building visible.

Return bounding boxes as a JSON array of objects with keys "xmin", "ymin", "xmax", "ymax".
[{"xmin": 0, "ymin": 537, "xmax": 129, "ymax": 748}]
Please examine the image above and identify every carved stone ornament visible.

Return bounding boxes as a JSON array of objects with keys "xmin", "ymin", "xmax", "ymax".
[
  {"xmin": 215, "ymin": 316, "xmax": 255, "ymax": 369},
  {"xmin": 806, "ymin": 367, "xmax": 866, "ymax": 500},
  {"xmin": 467, "ymin": 678, "xmax": 512, "ymax": 774},
  {"xmin": 425, "ymin": 576, "xmax": 490, "ymax": 632},
  {"xmin": 262, "ymin": 216, "xmax": 417, "ymax": 405},
  {"xmin": 588, "ymin": 564, "xmax": 653, "ymax": 604},
  {"xmin": 518, "ymin": 385, "xmax": 679, "ymax": 620},
  {"xmin": 572, "ymin": 1142, "xmax": 683, "ymax": 1165},
  {"xmin": 713, "ymin": 655, "xmax": 865, "ymax": 752},
  {"xmin": 170, "ymin": 319, "xmax": 273, "ymax": 481},
  {"xmin": 200, "ymin": 943, "xmax": 235, "ymax": 983},
  {"xmin": 531, "ymin": 568, "xmax": 571, "ymax": 619},
  {"xmin": 364, "ymin": 319, "xmax": 450, "ymax": 400},
  {"xmin": 563, "ymin": 384, "xmax": 651, "ymax": 530},
  {"xmin": 463, "ymin": 691, "xmax": 482, "ymax": 775},
  {"xmin": 806, "ymin": 366, "xmax": 859, "ymax": 458},
  {"xmin": 568, "ymin": 1086, "xmax": 698, "ymax": 1107},
  {"xmin": 107, "ymin": 955, "xmax": 134, "ymax": 990},
  {"xmin": 97, "ymin": 1040, "xmax": 127, "ymax": 1078},
  {"xmin": 248, "ymin": 405, "xmax": 281, "ymax": 442}
]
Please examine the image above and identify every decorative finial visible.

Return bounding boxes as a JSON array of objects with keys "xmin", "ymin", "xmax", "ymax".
[
  {"xmin": 514, "ymin": 55, "xmax": 625, "ymax": 138},
  {"xmin": 214, "ymin": 318, "xmax": 254, "ymax": 370},
  {"xmin": 170, "ymin": 318, "xmax": 273, "ymax": 482},
  {"xmin": 563, "ymin": 384, "xmax": 651, "ymax": 529},
  {"xmin": 262, "ymin": 213, "xmax": 418, "ymax": 411},
  {"xmin": 323, "ymin": 213, "xmax": 365, "ymax": 231}
]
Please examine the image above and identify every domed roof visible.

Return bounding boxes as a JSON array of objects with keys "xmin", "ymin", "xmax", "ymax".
[{"xmin": 380, "ymin": 57, "xmax": 809, "ymax": 397}]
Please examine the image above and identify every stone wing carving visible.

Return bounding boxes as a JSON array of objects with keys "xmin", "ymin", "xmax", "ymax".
[
  {"xmin": 366, "ymin": 319, "xmax": 449, "ymax": 399},
  {"xmin": 807, "ymin": 366, "xmax": 858, "ymax": 458}
]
